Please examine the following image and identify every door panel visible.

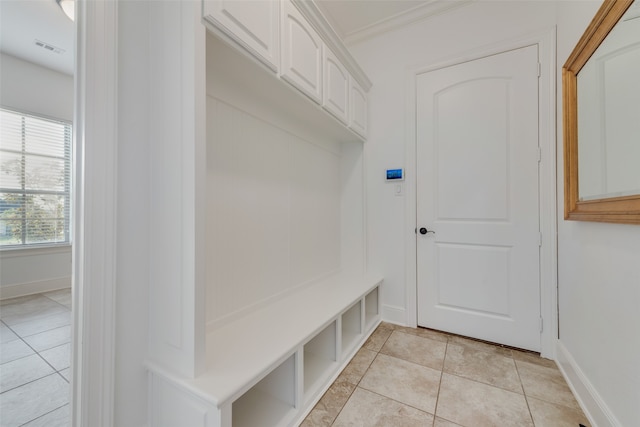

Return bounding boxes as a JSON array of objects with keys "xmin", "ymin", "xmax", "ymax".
[
  {"xmin": 417, "ymin": 45, "xmax": 541, "ymax": 351},
  {"xmin": 436, "ymin": 79, "xmax": 509, "ymax": 220},
  {"xmin": 437, "ymin": 243, "xmax": 511, "ymax": 316}
]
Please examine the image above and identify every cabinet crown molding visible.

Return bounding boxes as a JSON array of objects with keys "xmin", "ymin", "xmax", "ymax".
[{"xmin": 293, "ymin": 0, "xmax": 373, "ymax": 92}]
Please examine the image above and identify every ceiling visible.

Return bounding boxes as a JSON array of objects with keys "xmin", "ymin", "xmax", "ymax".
[
  {"xmin": 0, "ymin": 0, "xmax": 467, "ymax": 77},
  {"xmin": 316, "ymin": 0, "xmax": 470, "ymax": 44},
  {"xmin": 0, "ymin": 0, "xmax": 74, "ymax": 75}
]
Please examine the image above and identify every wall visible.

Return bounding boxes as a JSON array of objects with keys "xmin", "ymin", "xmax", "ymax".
[
  {"xmin": 113, "ymin": 1, "xmax": 151, "ymax": 425},
  {"xmin": 556, "ymin": 2, "xmax": 640, "ymax": 427},
  {"xmin": 204, "ymin": 33, "xmax": 366, "ymax": 330},
  {"xmin": 0, "ymin": 53, "xmax": 73, "ymax": 299},
  {"xmin": 0, "ymin": 53, "xmax": 73, "ymax": 121},
  {"xmin": 348, "ymin": 0, "xmax": 557, "ymax": 324},
  {"xmin": 349, "ymin": 1, "xmax": 639, "ymax": 426},
  {"xmin": 206, "ymin": 96, "xmax": 342, "ymax": 326}
]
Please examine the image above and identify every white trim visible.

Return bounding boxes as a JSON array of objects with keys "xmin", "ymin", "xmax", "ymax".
[
  {"xmin": 146, "ymin": 0, "xmax": 207, "ymax": 379},
  {"xmin": 536, "ymin": 28, "xmax": 558, "ymax": 360},
  {"xmin": 381, "ymin": 304, "xmax": 406, "ymax": 326},
  {"xmin": 292, "ymin": 0, "xmax": 372, "ymax": 91},
  {"xmin": 72, "ymin": 0, "xmax": 118, "ymax": 426},
  {"xmin": 556, "ymin": 340, "xmax": 622, "ymax": 427},
  {"xmin": 0, "ymin": 244, "xmax": 72, "ymax": 258},
  {"xmin": 342, "ymin": 0, "xmax": 473, "ymax": 46},
  {"xmin": 404, "ymin": 28, "xmax": 558, "ymax": 356},
  {"xmin": 0, "ymin": 277, "xmax": 71, "ymax": 300}
]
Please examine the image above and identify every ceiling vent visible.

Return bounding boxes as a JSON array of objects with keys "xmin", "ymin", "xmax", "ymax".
[{"xmin": 34, "ymin": 39, "xmax": 65, "ymax": 55}]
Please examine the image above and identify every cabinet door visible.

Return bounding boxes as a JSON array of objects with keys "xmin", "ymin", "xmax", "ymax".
[
  {"xmin": 203, "ymin": 0, "xmax": 279, "ymax": 71},
  {"xmin": 281, "ymin": 0, "xmax": 323, "ymax": 103},
  {"xmin": 323, "ymin": 48, "xmax": 349, "ymax": 124},
  {"xmin": 349, "ymin": 77, "xmax": 368, "ymax": 138}
]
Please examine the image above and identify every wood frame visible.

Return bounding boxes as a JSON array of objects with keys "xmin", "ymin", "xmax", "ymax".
[{"xmin": 563, "ymin": 0, "xmax": 640, "ymax": 224}]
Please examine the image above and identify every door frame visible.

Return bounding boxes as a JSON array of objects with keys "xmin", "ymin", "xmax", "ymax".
[{"xmin": 403, "ymin": 28, "xmax": 558, "ymax": 358}]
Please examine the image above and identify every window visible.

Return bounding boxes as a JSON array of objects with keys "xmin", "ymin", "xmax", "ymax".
[{"xmin": 0, "ymin": 109, "xmax": 72, "ymax": 247}]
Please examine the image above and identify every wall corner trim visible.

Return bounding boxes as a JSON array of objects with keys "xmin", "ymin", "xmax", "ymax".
[
  {"xmin": 556, "ymin": 340, "xmax": 622, "ymax": 427},
  {"xmin": 73, "ymin": 0, "xmax": 118, "ymax": 425}
]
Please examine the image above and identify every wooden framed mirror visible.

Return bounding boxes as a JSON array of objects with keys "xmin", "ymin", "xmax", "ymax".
[{"xmin": 563, "ymin": 0, "xmax": 640, "ymax": 224}]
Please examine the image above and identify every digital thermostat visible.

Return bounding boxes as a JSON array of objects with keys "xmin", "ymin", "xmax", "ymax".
[{"xmin": 386, "ymin": 168, "xmax": 404, "ymax": 181}]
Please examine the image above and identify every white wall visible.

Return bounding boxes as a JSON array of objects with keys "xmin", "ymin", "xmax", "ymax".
[
  {"xmin": 556, "ymin": 2, "xmax": 640, "ymax": 427},
  {"xmin": 113, "ymin": 2, "xmax": 152, "ymax": 425},
  {"xmin": 349, "ymin": 1, "xmax": 639, "ymax": 426},
  {"xmin": 206, "ymin": 96, "xmax": 342, "ymax": 326},
  {"xmin": 0, "ymin": 53, "xmax": 73, "ymax": 121},
  {"xmin": 204, "ymin": 33, "xmax": 367, "ymax": 330},
  {"xmin": 0, "ymin": 53, "xmax": 73, "ymax": 299},
  {"xmin": 348, "ymin": 0, "xmax": 557, "ymax": 324}
]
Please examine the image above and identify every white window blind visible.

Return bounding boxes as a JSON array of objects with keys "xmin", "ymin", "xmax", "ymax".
[{"xmin": 0, "ymin": 109, "xmax": 72, "ymax": 247}]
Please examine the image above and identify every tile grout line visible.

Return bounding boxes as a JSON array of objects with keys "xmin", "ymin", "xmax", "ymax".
[
  {"xmin": 344, "ymin": 329, "xmax": 440, "ymax": 423},
  {"xmin": 380, "ymin": 327, "xmax": 535, "ymax": 424},
  {"xmin": 2, "ymin": 321, "xmax": 67, "ymax": 374},
  {"xmin": 431, "ymin": 337, "xmax": 449, "ymax": 427},
  {"xmin": 513, "ymin": 354, "xmax": 537, "ymax": 426},
  {"xmin": 326, "ymin": 378, "xmax": 357, "ymax": 426},
  {"xmin": 42, "ymin": 293, "xmax": 72, "ymax": 311},
  {"xmin": 1, "ymin": 318, "xmax": 71, "ymax": 343},
  {"xmin": 1, "ymin": 318, "xmax": 71, "ymax": 422},
  {"xmin": 381, "ymin": 335, "xmax": 527, "ymax": 397},
  {"xmin": 0, "ymin": 371, "xmax": 62, "ymax": 396},
  {"xmin": 0, "ymin": 293, "xmax": 72, "ymax": 426},
  {"xmin": 310, "ymin": 323, "xmax": 586, "ymax": 426},
  {"xmin": 329, "ymin": 327, "xmax": 393, "ymax": 426},
  {"xmin": 16, "ymin": 403, "xmax": 69, "ymax": 427}
]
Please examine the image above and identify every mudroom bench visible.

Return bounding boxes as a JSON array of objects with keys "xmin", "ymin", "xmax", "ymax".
[{"xmin": 147, "ymin": 274, "xmax": 382, "ymax": 427}]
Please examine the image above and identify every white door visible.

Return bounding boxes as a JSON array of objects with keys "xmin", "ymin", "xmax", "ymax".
[{"xmin": 416, "ymin": 45, "xmax": 541, "ymax": 351}]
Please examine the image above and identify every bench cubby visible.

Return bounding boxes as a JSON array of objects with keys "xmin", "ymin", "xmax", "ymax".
[
  {"xmin": 341, "ymin": 301, "xmax": 362, "ymax": 358},
  {"xmin": 232, "ymin": 354, "xmax": 297, "ymax": 427}
]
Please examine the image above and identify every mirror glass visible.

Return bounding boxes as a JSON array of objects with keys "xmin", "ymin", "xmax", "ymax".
[{"xmin": 577, "ymin": 0, "xmax": 640, "ymax": 201}]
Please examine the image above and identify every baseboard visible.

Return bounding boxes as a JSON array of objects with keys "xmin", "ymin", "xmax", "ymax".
[
  {"xmin": 0, "ymin": 277, "xmax": 71, "ymax": 300},
  {"xmin": 381, "ymin": 304, "xmax": 406, "ymax": 325},
  {"xmin": 555, "ymin": 340, "xmax": 622, "ymax": 427}
]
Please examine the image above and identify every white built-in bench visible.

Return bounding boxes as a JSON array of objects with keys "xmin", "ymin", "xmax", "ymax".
[{"xmin": 148, "ymin": 274, "xmax": 382, "ymax": 427}]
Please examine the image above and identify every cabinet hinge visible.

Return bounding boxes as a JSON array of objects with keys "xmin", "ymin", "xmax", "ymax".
[
  {"xmin": 537, "ymin": 147, "xmax": 542, "ymax": 163},
  {"xmin": 538, "ymin": 232, "xmax": 542, "ymax": 247},
  {"xmin": 539, "ymin": 317, "xmax": 544, "ymax": 333},
  {"xmin": 537, "ymin": 62, "xmax": 541, "ymax": 77}
]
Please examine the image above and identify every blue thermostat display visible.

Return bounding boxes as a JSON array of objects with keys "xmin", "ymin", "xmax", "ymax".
[{"xmin": 386, "ymin": 168, "xmax": 404, "ymax": 181}]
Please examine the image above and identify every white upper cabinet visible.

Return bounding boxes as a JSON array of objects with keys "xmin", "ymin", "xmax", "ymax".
[
  {"xmin": 281, "ymin": 0, "xmax": 323, "ymax": 103},
  {"xmin": 349, "ymin": 77, "xmax": 368, "ymax": 138},
  {"xmin": 323, "ymin": 48, "xmax": 349, "ymax": 125},
  {"xmin": 202, "ymin": 0, "xmax": 370, "ymax": 139},
  {"xmin": 203, "ymin": 0, "xmax": 280, "ymax": 71}
]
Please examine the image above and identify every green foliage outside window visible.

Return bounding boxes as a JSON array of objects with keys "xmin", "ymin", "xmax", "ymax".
[{"xmin": 0, "ymin": 109, "xmax": 71, "ymax": 247}]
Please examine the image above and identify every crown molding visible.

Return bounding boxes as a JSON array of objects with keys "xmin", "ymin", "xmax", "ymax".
[{"xmin": 343, "ymin": 0, "xmax": 474, "ymax": 45}]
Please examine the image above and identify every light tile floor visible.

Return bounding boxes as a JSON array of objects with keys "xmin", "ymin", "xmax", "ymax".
[
  {"xmin": 0, "ymin": 289, "xmax": 71, "ymax": 427},
  {"xmin": 302, "ymin": 322, "xmax": 591, "ymax": 427},
  {"xmin": 1, "ymin": 297, "xmax": 591, "ymax": 427}
]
